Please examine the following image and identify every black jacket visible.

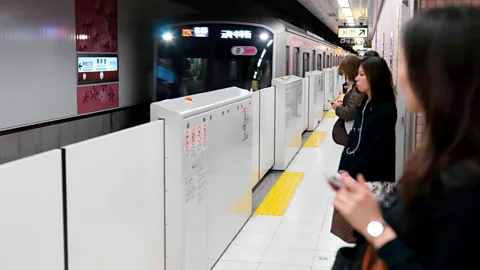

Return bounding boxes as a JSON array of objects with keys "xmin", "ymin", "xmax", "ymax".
[
  {"xmin": 343, "ymin": 163, "xmax": 480, "ymax": 270},
  {"xmin": 380, "ymin": 163, "xmax": 480, "ymax": 269},
  {"xmin": 338, "ymin": 97, "xmax": 397, "ymax": 183}
]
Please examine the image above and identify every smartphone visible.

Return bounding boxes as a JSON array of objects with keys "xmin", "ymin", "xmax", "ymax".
[{"xmin": 327, "ymin": 173, "xmax": 343, "ymax": 190}]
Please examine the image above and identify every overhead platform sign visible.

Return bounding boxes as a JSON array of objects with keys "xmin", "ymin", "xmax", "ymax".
[{"xmin": 338, "ymin": 26, "xmax": 368, "ymax": 38}]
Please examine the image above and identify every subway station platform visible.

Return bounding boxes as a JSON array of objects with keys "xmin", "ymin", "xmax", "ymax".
[{"xmin": 215, "ymin": 112, "xmax": 353, "ymax": 270}]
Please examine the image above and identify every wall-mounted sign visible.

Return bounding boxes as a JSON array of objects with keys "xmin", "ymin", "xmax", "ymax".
[
  {"xmin": 77, "ymin": 55, "xmax": 119, "ymax": 85},
  {"xmin": 231, "ymin": 46, "xmax": 258, "ymax": 56},
  {"xmin": 221, "ymin": 30, "xmax": 252, "ymax": 39},
  {"xmin": 338, "ymin": 26, "xmax": 368, "ymax": 38},
  {"xmin": 182, "ymin": 27, "xmax": 209, "ymax": 37}
]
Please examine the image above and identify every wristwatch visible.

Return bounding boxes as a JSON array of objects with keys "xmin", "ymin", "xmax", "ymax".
[{"xmin": 367, "ymin": 221, "xmax": 389, "ymax": 238}]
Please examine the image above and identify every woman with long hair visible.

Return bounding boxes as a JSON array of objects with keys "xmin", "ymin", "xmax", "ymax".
[
  {"xmin": 332, "ymin": 55, "xmax": 366, "ymax": 146},
  {"xmin": 338, "ymin": 56, "xmax": 397, "ymax": 186},
  {"xmin": 332, "ymin": 6, "xmax": 480, "ymax": 269}
]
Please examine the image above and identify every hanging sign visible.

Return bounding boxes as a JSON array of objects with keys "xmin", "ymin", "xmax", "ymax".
[{"xmin": 338, "ymin": 26, "xmax": 368, "ymax": 38}]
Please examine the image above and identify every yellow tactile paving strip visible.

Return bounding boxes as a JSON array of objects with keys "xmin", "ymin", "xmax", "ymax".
[
  {"xmin": 324, "ymin": 110, "xmax": 336, "ymax": 118},
  {"xmin": 254, "ymin": 172, "xmax": 305, "ymax": 216},
  {"xmin": 303, "ymin": 131, "xmax": 327, "ymax": 148}
]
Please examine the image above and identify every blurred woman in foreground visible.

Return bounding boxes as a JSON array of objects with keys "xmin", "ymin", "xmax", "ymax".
[{"xmin": 332, "ymin": 6, "xmax": 480, "ymax": 269}]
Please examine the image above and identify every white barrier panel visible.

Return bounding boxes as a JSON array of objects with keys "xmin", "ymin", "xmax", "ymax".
[
  {"xmin": 323, "ymin": 69, "xmax": 335, "ymax": 110},
  {"xmin": 333, "ymin": 67, "xmax": 339, "ymax": 97},
  {"xmin": 259, "ymin": 87, "xmax": 275, "ymax": 180},
  {"xmin": 251, "ymin": 91, "xmax": 260, "ymax": 187},
  {"xmin": 0, "ymin": 150, "xmax": 64, "ymax": 270},
  {"xmin": 306, "ymin": 70, "xmax": 325, "ymax": 131},
  {"xmin": 273, "ymin": 75, "xmax": 305, "ymax": 170},
  {"xmin": 64, "ymin": 122, "xmax": 165, "ymax": 270},
  {"xmin": 334, "ymin": 67, "xmax": 344, "ymax": 98},
  {"xmin": 151, "ymin": 87, "xmax": 252, "ymax": 270}
]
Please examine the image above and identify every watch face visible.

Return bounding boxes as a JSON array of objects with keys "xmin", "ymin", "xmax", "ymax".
[{"xmin": 367, "ymin": 221, "xmax": 384, "ymax": 238}]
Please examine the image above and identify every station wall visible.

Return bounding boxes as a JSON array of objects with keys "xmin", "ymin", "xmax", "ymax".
[{"xmin": 0, "ymin": 0, "xmax": 197, "ymax": 164}]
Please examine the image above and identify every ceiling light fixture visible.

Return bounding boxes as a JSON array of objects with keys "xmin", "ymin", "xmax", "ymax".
[
  {"xmin": 342, "ymin": 8, "xmax": 353, "ymax": 17},
  {"xmin": 346, "ymin": 16, "xmax": 355, "ymax": 24},
  {"xmin": 337, "ymin": 0, "xmax": 350, "ymax": 8}
]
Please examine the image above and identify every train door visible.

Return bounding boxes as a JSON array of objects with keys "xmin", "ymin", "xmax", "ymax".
[
  {"xmin": 299, "ymin": 46, "xmax": 311, "ymax": 77},
  {"xmin": 317, "ymin": 53, "xmax": 322, "ymax": 70},
  {"xmin": 293, "ymin": 47, "xmax": 300, "ymax": 76},
  {"xmin": 286, "ymin": 46, "xmax": 291, "ymax": 75},
  {"xmin": 312, "ymin": 50, "xmax": 316, "ymax": 71}
]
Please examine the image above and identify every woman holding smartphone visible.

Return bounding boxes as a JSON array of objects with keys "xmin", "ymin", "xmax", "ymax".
[
  {"xmin": 332, "ymin": 55, "xmax": 366, "ymax": 146},
  {"xmin": 333, "ymin": 6, "xmax": 480, "ymax": 269}
]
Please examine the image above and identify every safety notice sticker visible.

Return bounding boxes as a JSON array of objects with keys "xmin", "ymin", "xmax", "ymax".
[
  {"xmin": 195, "ymin": 168, "xmax": 208, "ymax": 204},
  {"xmin": 185, "ymin": 176, "xmax": 196, "ymax": 203},
  {"xmin": 184, "ymin": 130, "xmax": 191, "ymax": 160},
  {"xmin": 196, "ymin": 125, "xmax": 203, "ymax": 153},
  {"xmin": 242, "ymin": 107, "xmax": 249, "ymax": 142},
  {"xmin": 202, "ymin": 123, "xmax": 208, "ymax": 150}
]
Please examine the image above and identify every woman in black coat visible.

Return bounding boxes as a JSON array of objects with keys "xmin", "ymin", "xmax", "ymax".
[{"xmin": 338, "ymin": 56, "xmax": 397, "ymax": 185}]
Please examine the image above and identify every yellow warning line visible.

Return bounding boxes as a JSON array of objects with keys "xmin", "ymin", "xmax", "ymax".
[
  {"xmin": 324, "ymin": 110, "xmax": 336, "ymax": 118},
  {"xmin": 254, "ymin": 172, "xmax": 304, "ymax": 216},
  {"xmin": 303, "ymin": 131, "xmax": 327, "ymax": 148}
]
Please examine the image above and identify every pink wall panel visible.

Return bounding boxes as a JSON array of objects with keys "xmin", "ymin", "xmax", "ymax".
[
  {"xmin": 75, "ymin": 0, "xmax": 118, "ymax": 52},
  {"xmin": 77, "ymin": 83, "xmax": 119, "ymax": 114},
  {"xmin": 75, "ymin": 0, "xmax": 119, "ymax": 114},
  {"xmin": 420, "ymin": 0, "xmax": 480, "ymax": 11}
]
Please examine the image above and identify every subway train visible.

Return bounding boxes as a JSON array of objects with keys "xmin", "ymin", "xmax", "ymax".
[{"xmin": 154, "ymin": 17, "xmax": 348, "ymax": 101}]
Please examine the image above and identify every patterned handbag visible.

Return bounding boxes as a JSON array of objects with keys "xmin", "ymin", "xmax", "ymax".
[
  {"xmin": 331, "ymin": 208, "xmax": 357, "ymax": 243},
  {"xmin": 330, "ymin": 181, "xmax": 395, "ymax": 244}
]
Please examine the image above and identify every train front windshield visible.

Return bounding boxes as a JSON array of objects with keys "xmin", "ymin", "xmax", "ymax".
[{"xmin": 155, "ymin": 24, "xmax": 274, "ymax": 101}]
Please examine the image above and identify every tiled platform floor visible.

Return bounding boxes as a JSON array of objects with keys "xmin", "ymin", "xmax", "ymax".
[{"xmin": 214, "ymin": 117, "xmax": 353, "ymax": 270}]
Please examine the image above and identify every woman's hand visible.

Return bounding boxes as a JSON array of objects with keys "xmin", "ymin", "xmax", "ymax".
[
  {"xmin": 333, "ymin": 173, "xmax": 385, "ymax": 239},
  {"xmin": 331, "ymin": 100, "xmax": 342, "ymax": 110}
]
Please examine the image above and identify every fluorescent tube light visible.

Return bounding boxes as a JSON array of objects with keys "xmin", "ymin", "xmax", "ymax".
[
  {"xmin": 337, "ymin": 0, "xmax": 350, "ymax": 8},
  {"xmin": 342, "ymin": 8, "xmax": 353, "ymax": 17}
]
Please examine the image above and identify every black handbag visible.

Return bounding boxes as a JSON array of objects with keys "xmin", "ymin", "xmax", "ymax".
[
  {"xmin": 332, "ymin": 247, "xmax": 356, "ymax": 270},
  {"xmin": 332, "ymin": 242, "xmax": 368, "ymax": 270},
  {"xmin": 332, "ymin": 118, "xmax": 349, "ymax": 146}
]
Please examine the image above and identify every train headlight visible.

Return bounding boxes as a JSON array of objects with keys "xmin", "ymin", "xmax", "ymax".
[
  {"xmin": 162, "ymin": 32, "xmax": 173, "ymax": 41},
  {"xmin": 260, "ymin": 33, "xmax": 269, "ymax": 41}
]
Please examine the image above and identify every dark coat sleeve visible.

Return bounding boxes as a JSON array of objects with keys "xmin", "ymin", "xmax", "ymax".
[
  {"xmin": 335, "ymin": 88, "xmax": 366, "ymax": 121},
  {"xmin": 378, "ymin": 182, "xmax": 480, "ymax": 270}
]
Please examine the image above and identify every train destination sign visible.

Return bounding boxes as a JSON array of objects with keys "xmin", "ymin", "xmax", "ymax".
[
  {"xmin": 182, "ymin": 27, "xmax": 209, "ymax": 37},
  {"xmin": 221, "ymin": 30, "xmax": 252, "ymax": 39}
]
